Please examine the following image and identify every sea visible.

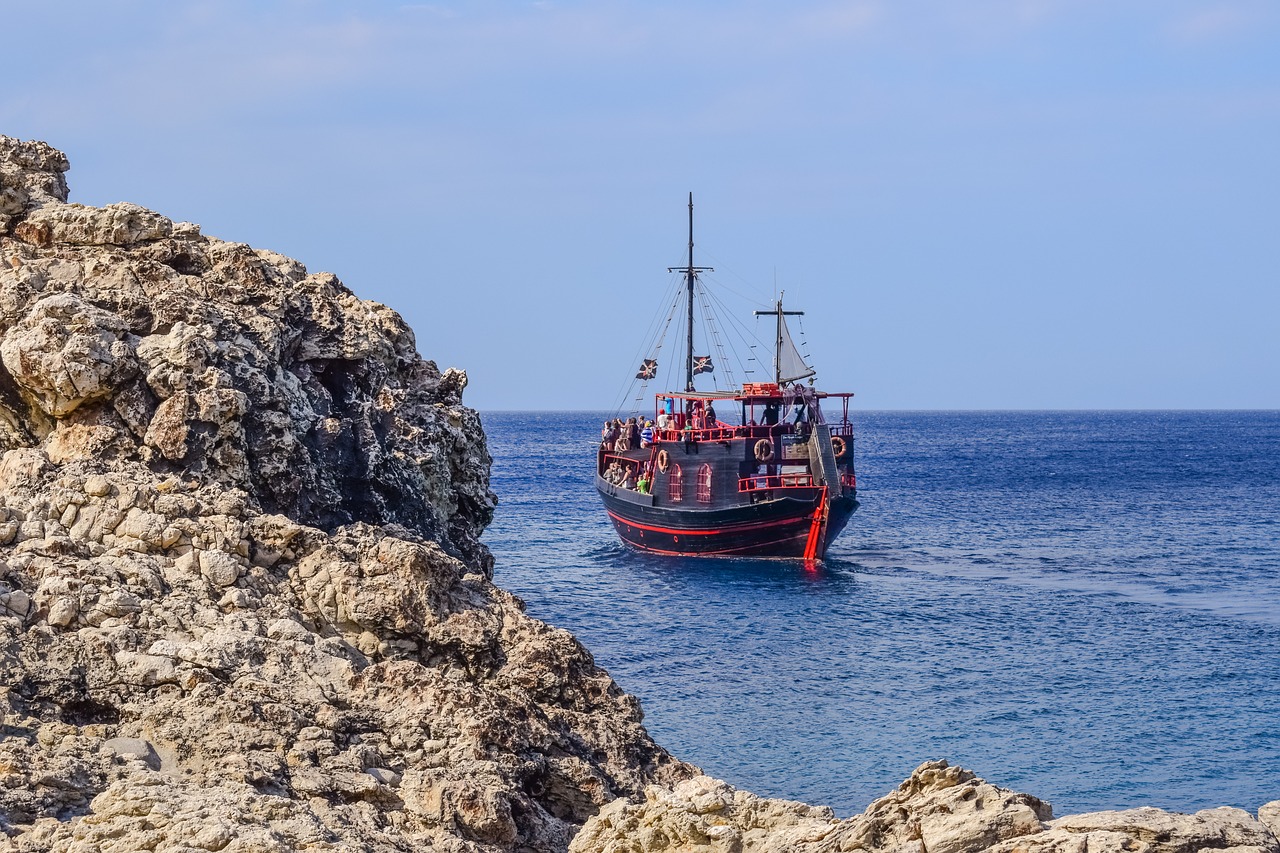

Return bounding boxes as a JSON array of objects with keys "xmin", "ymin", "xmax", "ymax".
[{"xmin": 482, "ymin": 410, "xmax": 1280, "ymax": 819}]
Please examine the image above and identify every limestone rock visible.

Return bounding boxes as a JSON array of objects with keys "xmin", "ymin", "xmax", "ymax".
[
  {"xmin": 0, "ymin": 141, "xmax": 494, "ymax": 567},
  {"xmin": 1261, "ymin": 802, "xmax": 1280, "ymax": 840},
  {"xmin": 570, "ymin": 761, "xmax": 1052, "ymax": 853},
  {"xmin": 0, "ymin": 293, "xmax": 139, "ymax": 417},
  {"xmin": 993, "ymin": 806, "xmax": 1280, "ymax": 853},
  {"xmin": 571, "ymin": 763, "xmax": 1280, "ymax": 853},
  {"xmin": 0, "ymin": 138, "xmax": 693, "ymax": 852},
  {"xmin": 13, "ymin": 201, "xmax": 172, "ymax": 247},
  {"xmin": 0, "ymin": 136, "xmax": 68, "ymax": 234}
]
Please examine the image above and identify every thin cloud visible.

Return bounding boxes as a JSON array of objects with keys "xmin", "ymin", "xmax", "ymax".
[{"xmin": 1164, "ymin": 2, "xmax": 1275, "ymax": 44}]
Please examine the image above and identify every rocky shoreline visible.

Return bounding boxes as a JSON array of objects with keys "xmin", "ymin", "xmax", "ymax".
[{"xmin": 0, "ymin": 135, "xmax": 1277, "ymax": 852}]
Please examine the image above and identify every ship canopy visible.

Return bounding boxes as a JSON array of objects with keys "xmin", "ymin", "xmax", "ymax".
[{"xmin": 776, "ymin": 314, "xmax": 816, "ymax": 384}]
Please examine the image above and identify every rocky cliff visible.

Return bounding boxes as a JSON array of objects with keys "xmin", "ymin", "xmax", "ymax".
[
  {"xmin": 0, "ymin": 135, "xmax": 692, "ymax": 852},
  {"xmin": 0, "ymin": 136, "xmax": 1277, "ymax": 853}
]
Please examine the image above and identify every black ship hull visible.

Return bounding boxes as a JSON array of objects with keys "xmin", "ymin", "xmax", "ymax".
[{"xmin": 598, "ymin": 475, "xmax": 858, "ymax": 558}]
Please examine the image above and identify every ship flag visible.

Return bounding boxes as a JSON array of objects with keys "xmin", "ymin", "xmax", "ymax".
[
  {"xmin": 693, "ymin": 355, "xmax": 714, "ymax": 375},
  {"xmin": 636, "ymin": 358, "xmax": 658, "ymax": 380}
]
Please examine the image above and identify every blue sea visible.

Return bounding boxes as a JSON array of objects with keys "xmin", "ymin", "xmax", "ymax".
[{"xmin": 483, "ymin": 411, "xmax": 1280, "ymax": 818}]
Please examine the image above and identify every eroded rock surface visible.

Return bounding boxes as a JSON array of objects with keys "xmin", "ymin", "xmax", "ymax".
[
  {"xmin": 571, "ymin": 762, "xmax": 1280, "ymax": 853},
  {"xmin": 0, "ymin": 135, "xmax": 692, "ymax": 852}
]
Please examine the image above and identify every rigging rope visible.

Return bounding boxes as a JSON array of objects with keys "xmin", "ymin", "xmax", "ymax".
[
  {"xmin": 610, "ymin": 275, "xmax": 683, "ymax": 415},
  {"xmin": 695, "ymin": 279, "xmax": 738, "ymax": 392},
  {"xmin": 701, "ymin": 280, "xmax": 770, "ymax": 381}
]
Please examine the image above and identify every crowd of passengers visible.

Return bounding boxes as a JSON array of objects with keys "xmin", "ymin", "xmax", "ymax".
[
  {"xmin": 600, "ymin": 395, "xmax": 831, "ymax": 454},
  {"xmin": 599, "ymin": 389, "xmax": 836, "ymax": 493},
  {"xmin": 599, "ymin": 402, "xmax": 723, "ymax": 453},
  {"xmin": 601, "ymin": 460, "xmax": 652, "ymax": 494}
]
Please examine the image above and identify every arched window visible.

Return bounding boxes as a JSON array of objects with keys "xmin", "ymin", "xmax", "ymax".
[
  {"xmin": 667, "ymin": 464, "xmax": 683, "ymax": 502},
  {"xmin": 696, "ymin": 463, "xmax": 713, "ymax": 503}
]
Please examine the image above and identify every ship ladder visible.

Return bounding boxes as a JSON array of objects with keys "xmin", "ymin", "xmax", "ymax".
[{"xmin": 802, "ymin": 486, "xmax": 829, "ymax": 561}]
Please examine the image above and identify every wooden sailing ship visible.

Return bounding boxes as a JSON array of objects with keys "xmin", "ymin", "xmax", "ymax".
[{"xmin": 595, "ymin": 196, "xmax": 859, "ymax": 559}]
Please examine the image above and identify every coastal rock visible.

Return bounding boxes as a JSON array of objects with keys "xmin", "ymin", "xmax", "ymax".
[
  {"xmin": 0, "ymin": 136, "xmax": 68, "ymax": 234},
  {"xmin": 571, "ymin": 763, "xmax": 1280, "ymax": 853},
  {"xmin": 0, "ymin": 174, "xmax": 494, "ymax": 567},
  {"xmin": 13, "ymin": 201, "xmax": 173, "ymax": 247},
  {"xmin": 0, "ymin": 293, "xmax": 139, "ymax": 417},
  {"xmin": 570, "ymin": 761, "xmax": 1052, "ymax": 853},
  {"xmin": 0, "ymin": 137, "xmax": 692, "ymax": 852},
  {"xmin": 989, "ymin": 806, "xmax": 1280, "ymax": 853}
]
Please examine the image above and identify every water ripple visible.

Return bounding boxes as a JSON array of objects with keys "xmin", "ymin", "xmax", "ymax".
[{"xmin": 485, "ymin": 411, "xmax": 1280, "ymax": 816}]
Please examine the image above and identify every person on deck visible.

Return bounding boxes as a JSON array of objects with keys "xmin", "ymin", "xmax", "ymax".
[
  {"xmin": 640, "ymin": 421, "xmax": 655, "ymax": 448},
  {"xmin": 636, "ymin": 471, "xmax": 651, "ymax": 494},
  {"xmin": 627, "ymin": 418, "xmax": 642, "ymax": 450},
  {"xmin": 622, "ymin": 467, "xmax": 636, "ymax": 490},
  {"xmin": 793, "ymin": 396, "xmax": 808, "ymax": 424},
  {"xmin": 705, "ymin": 402, "xmax": 717, "ymax": 427},
  {"xmin": 682, "ymin": 419, "xmax": 697, "ymax": 454}
]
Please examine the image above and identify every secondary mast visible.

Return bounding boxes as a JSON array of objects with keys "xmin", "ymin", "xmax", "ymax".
[
  {"xmin": 755, "ymin": 294, "xmax": 806, "ymax": 385},
  {"xmin": 669, "ymin": 192, "xmax": 712, "ymax": 392}
]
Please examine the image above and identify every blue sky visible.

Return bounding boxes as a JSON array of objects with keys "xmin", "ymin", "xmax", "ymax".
[{"xmin": 4, "ymin": 1, "xmax": 1278, "ymax": 409}]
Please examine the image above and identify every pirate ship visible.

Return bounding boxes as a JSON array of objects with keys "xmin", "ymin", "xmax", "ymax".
[{"xmin": 595, "ymin": 195, "xmax": 858, "ymax": 559}]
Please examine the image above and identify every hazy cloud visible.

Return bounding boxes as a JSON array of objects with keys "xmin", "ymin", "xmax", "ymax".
[{"xmin": 1163, "ymin": 1, "xmax": 1276, "ymax": 44}]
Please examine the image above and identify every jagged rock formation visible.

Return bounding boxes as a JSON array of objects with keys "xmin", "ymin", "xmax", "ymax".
[
  {"xmin": 0, "ymin": 135, "xmax": 692, "ymax": 852},
  {"xmin": 571, "ymin": 762, "xmax": 1280, "ymax": 853},
  {"xmin": 1, "ymin": 135, "xmax": 1276, "ymax": 853}
]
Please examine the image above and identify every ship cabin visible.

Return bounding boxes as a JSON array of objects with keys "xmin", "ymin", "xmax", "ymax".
[{"xmin": 596, "ymin": 382, "xmax": 857, "ymax": 515}]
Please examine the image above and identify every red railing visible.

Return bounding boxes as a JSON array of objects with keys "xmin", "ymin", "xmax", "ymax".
[
  {"xmin": 653, "ymin": 424, "xmax": 855, "ymax": 444},
  {"xmin": 655, "ymin": 425, "xmax": 737, "ymax": 443},
  {"xmin": 841, "ymin": 472, "xmax": 857, "ymax": 489},
  {"xmin": 738, "ymin": 473, "xmax": 815, "ymax": 492}
]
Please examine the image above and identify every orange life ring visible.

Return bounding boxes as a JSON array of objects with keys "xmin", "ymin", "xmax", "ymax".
[
  {"xmin": 754, "ymin": 439, "xmax": 774, "ymax": 462},
  {"xmin": 831, "ymin": 436, "xmax": 847, "ymax": 459},
  {"xmin": 657, "ymin": 449, "xmax": 670, "ymax": 473}
]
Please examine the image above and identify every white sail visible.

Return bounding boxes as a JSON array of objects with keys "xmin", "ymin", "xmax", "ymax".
[{"xmin": 777, "ymin": 315, "xmax": 816, "ymax": 383}]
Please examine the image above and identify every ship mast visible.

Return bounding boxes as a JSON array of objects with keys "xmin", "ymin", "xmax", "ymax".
[
  {"xmin": 668, "ymin": 192, "xmax": 712, "ymax": 392},
  {"xmin": 754, "ymin": 294, "xmax": 805, "ymax": 385}
]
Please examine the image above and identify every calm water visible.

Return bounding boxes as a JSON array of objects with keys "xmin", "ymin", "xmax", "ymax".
[{"xmin": 483, "ymin": 411, "xmax": 1280, "ymax": 818}]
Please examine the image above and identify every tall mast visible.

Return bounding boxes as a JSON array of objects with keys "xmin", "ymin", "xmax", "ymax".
[
  {"xmin": 668, "ymin": 192, "xmax": 711, "ymax": 393},
  {"xmin": 775, "ymin": 297, "xmax": 783, "ymax": 385},
  {"xmin": 686, "ymin": 195, "xmax": 695, "ymax": 392}
]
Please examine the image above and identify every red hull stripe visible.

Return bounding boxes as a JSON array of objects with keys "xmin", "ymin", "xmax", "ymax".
[
  {"xmin": 605, "ymin": 509, "xmax": 808, "ymax": 537},
  {"xmin": 626, "ymin": 531, "xmax": 810, "ymax": 557}
]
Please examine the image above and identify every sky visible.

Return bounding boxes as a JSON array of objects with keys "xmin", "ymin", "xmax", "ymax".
[{"xmin": 3, "ymin": 0, "xmax": 1278, "ymax": 410}]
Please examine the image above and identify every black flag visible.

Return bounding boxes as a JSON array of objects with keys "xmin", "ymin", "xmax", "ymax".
[
  {"xmin": 636, "ymin": 358, "xmax": 657, "ymax": 380},
  {"xmin": 693, "ymin": 355, "xmax": 714, "ymax": 375}
]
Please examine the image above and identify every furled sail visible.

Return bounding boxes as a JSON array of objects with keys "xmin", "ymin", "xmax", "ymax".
[{"xmin": 776, "ymin": 316, "xmax": 816, "ymax": 383}]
